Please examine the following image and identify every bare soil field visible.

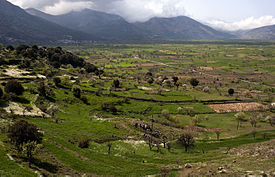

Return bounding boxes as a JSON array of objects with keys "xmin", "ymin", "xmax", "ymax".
[{"xmin": 207, "ymin": 102, "xmax": 268, "ymax": 113}]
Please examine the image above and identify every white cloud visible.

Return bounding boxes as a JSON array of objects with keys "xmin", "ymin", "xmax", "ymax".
[
  {"xmin": 207, "ymin": 16, "xmax": 275, "ymax": 31},
  {"xmin": 8, "ymin": 0, "xmax": 58, "ymax": 9},
  {"xmin": 7, "ymin": 0, "xmax": 186, "ymax": 22},
  {"xmin": 43, "ymin": 0, "xmax": 94, "ymax": 15},
  {"xmin": 108, "ymin": 0, "xmax": 186, "ymax": 22}
]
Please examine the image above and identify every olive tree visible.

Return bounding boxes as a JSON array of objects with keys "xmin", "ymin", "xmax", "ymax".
[
  {"xmin": 178, "ymin": 132, "xmax": 195, "ymax": 152},
  {"xmin": 21, "ymin": 141, "xmax": 43, "ymax": 167},
  {"xmin": 7, "ymin": 120, "xmax": 43, "ymax": 152}
]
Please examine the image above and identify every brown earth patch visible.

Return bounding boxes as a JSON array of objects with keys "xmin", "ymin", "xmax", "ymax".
[
  {"xmin": 199, "ymin": 67, "xmax": 214, "ymax": 71},
  {"xmin": 138, "ymin": 63, "xmax": 163, "ymax": 67},
  {"xmin": 207, "ymin": 102, "xmax": 268, "ymax": 113}
]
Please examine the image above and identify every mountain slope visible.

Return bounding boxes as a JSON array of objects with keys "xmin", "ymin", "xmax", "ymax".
[
  {"xmin": 134, "ymin": 16, "xmax": 235, "ymax": 40},
  {"xmin": 26, "ymin": 8, "xmax": 148, "ymax": 42},
  {"xmin": 0, "ymin": 0, "xmax": 95, "ymax": 44},
  {"xmin": 242, "ymin": 25, "xmax": 275, "ymax": 40}
]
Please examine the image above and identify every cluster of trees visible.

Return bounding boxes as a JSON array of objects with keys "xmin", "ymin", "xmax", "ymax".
[{"xmin": 9, "ymin": 45, "xmax": 99, "ymax": 74}]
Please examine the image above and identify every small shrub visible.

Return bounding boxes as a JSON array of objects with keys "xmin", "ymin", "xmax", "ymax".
[
  {"xmin": 101, "ymin": 102, "xmax": 110, "ymax": 111},
  {"xmin": 190, "ymin": 78, "xmax": 199, "ymax": 87},
  {"xmin": 80, "ymin": 96, "xmax": 89, "ymax": 105},
  {"xmin": 192, "ymin": 115, "xmax": 201, "ymax": 126},
  {"xmin": 72, "ymin": 87, "xmax": 81, "ymax": 98},
  {"xmin": 147, "ymin": 78, "xmax": 154, "ymax": 84},
  {"xmin": 37, "ymin": 82, "xmax": 47, "ymax": 97},
  {"xmin": 203, "ymin": 86, "xmax": 210, "ymax": 93},
  {"xmin": 161, "ymin": 109, "xmax": 170, "ymax": 119},
  {"xmin": 177, "ymin": 107, "xmax": 183, "ymax": 113},
  {"xmin": 109, "ymin": 106, "xmax": 118, "ymax": 114},
  {"xmin": 53, "ymin": 77, "xmax": 61, "ymax": 86},
  {"xmin": 78, "ymin": 138, "xmax": 90, "ymax": 148},
  {"xmin": 172, "ymin": 76, "xmax": 179, "ymax": 83},
  {"xmin": 113, "ymin": 79, "xmax": 120, "ymax": 88}
]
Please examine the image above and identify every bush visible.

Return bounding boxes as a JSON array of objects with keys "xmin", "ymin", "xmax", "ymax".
[
  {"xmin": 53, "ymin": 77, "xmax": 61, "ymax": 86},
  {"xmin": 147, "ymin": 78, "xmax": 154, "ymax": 84},
  {"xmin": 7, "ymin": 120, "xmax": 43, "ymax": 151},
  {"xmin": 19, "ymin": 59, "xmax": 31, "ymax": 69},
  {"xmin": 78, "ymin": 138, "xmax": 90, "ymax": 148},
  {"xmin": 101, "ymin": 102, "xmax": 110, "ymax": 111},
  {"xmin": 80, "ymin": 96, "xmax": 89, "ymax": 105},
  {"xmin": 172, "ymin": 76, "xmax": 179, "ymax": 83},
  {"xmin": 85, "ymin": 63, "xmax": 98, "ymax": 73},
  {"xmin": 37, "ymin": 82, "xmax": 47, "ymax": 97},
  {"xmin": 5, "ymin": 80, "xmax": 24, "ymax": 95},
  {"xmin": 15, "ymin": 45, "xmax": 29, "ymax": 55},
  {"xmin": 72, "ymin": 87, "xmax": 81, "ymax": 98},
  {"xmin": 161, "ymin": 109, "xmax": 170, "ymax": 119},
  {"xmin": 6, "ymin": 45, "xmax": 14, "ymax": 51},
  {"xmin": 190, "ymin": 78, "xmax": 199, "ymax": 87},
  {"xmin": 228, "ymin": 88, "xmax": 235, "ymax": 96},
  {"xmin": 109, "ymin": 106, "xmax": 118, "ymax": 114},
  {"xmin": 113, "ymin": 79, "xmax": 120, "ymax": 88}
]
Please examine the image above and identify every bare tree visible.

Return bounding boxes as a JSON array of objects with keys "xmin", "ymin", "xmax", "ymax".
[
  {"xmin": 262, "ymin": 133, "xmax": 267, "ymax": 139},
  {"xmin": 234, "ymin": 112, "xmax": 246, "ymax": 130},
  {"xmin": 251, "ymin": 130, "xmax": 257, "ymax": 140},
  {"xmin": 167, "ymin": 142, "xmax": 171, "ymax": 152},
  {"xmin": 162, "ymin": 136, "xmax": 167, "ymax": 148},
  {"xmin": 214, "ymin": 129, "xmax": 221, "ymax": 140},
  {"xmin": 107, "ymin": 143, "xmax": 112, "ymax": 154},
  {"xmin": 250, "ymin": 117, "xmax": 257, "ymax": 128}
]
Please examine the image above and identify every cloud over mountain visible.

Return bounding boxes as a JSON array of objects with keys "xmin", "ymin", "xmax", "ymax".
[
  {"xmin": 207, "ymin": 16, "xmax": 275, "ymax": 31},
  {"xmin": 8, "ymin": 0, "xmax": 186, "ymax": 22}
]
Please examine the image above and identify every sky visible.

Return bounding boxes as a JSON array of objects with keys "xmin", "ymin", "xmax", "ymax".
[{"xmin": 7, "ymin": 0, "xmax": 275, "ymax": 31}]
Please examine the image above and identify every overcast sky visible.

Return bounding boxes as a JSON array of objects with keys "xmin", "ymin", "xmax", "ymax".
[{"xmin": 7, "ymin": 0, "xmax": 275, "ymax": 31}]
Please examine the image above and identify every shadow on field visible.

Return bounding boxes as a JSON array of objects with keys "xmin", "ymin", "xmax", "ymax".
[{"xmin": 32, "ymin": 158, "xmax": 58, "ymax": 173}]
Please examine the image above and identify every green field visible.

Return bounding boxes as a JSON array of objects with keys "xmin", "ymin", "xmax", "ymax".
[{"xmin": 0, "ymin": 42, "xmax": 274, "ymax": 176}]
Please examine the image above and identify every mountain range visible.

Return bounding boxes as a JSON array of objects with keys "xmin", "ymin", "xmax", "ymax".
[
  {"xmin": 0, "ymin": 0, "xmax": 97, "ymax": 45},
  {"xmin": 0, "ymin": 0, "xmax": 275, "ymax": 45}
]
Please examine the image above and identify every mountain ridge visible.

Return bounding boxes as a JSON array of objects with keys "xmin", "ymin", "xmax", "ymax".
[
  {"xmin": 25, "ymin": 8, "xmax": 235, "ymax": 42},
  {"xmin": 242, "ymin": 24, "xmax": 275, "ymax": 40},
  {"xmin": 0, "ymin": 0, "xmax": 97, "ymax": 45},
  {"xmin": 1, "ymin": 0, "xmax": 275, "ymax": 44}
]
